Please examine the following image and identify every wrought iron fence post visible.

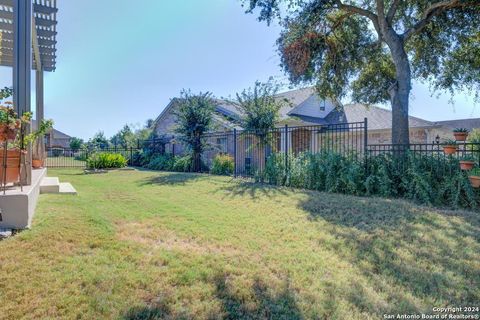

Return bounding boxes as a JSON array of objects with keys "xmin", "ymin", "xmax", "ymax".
[
  {"xmin": 364, "ymin": 117, "xmax": 368, "ymax": 173},
  {"xmin": 130, "ymin": 146, "xmax": 133, "ymax": 165},
  {"xmin": 285, "ymin": 124, "xmax": 289, "ymax": 174},
  {"xmin": 137, "ymin": 139, "xmax": 140, "ymax": 150},
  {"xmin": 233, "ymin": 129, "xmax": 237, "ymax": 178}
]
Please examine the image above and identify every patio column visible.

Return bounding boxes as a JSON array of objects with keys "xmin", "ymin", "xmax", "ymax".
[
  {"xmin": 34, "ymin": 69, "xmax": 45, "ymax": 161},
  {"xmin": 13, "ymin": 0, "xmax": 32, "ymax": 185}
]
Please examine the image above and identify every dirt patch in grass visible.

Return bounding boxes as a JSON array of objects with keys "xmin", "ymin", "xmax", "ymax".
[{"xmin": 116, "ymin": 220, "xmax": 242, "ymax": 257}]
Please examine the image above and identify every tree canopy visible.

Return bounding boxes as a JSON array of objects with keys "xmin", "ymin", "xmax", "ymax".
[
  {"xmin": 174, "ymin": 90, "xmax": 216, "ymax": 171},
  {"xmin": 243, "ymin": 0, "xmax": 480, "ymax": 144},
  {"xmin": 111, "ymin": 124, "xmax": 135, "ymax": 148},
  {"xmin": 232, "ymin": 79, "xmax": 289, "ymax": 143},
  {"xmin": 88, "ymin": 131, "xmax": 110, "ymax": 150},
  {"xmin": 69, "ymin": 137, "xmax": 84, "ymax": 152}
]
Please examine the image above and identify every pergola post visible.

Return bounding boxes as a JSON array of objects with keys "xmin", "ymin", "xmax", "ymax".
[
  {"xmin": 13, "ymin": 0, "xmax": 32, "ymax": 185},
  {"xmin": 34, "ymin": 69, "xmax": 45, "ymax": 161}
]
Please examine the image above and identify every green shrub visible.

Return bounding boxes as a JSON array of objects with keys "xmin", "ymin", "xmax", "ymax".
[
  {"xmin": 147, "ymin": 154, "xmax": 175, "ymax": 171},
  {"xmin": 210, "ymin": 154, "xmax": 234, "ymax": 175},
  {"xmin": 86, "ymin": 153, "xmax": 128, "ymax": 169},
  {"xmin": 75, "ymin": 152, "xmax": 88, "ymax": 161},
  {"xmin": 261, "ymin": 151, "xmax": 477, "ymax": 209},
  {"xmin": 172, "ymin": 155, "xmax": 194, "ymax": 172}
]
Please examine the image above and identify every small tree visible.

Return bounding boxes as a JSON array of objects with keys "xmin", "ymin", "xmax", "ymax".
[
  {"xmin": 69, "ymin": 137, "xmax": 84, "ymax": 152},
  {"xmin": 88, "ymin": 131, "xmax": 110, "ymax": 150},
  {"xmin": 174, "ymin": 90, "xmax": 215, "ymax": 172},
  {"xmin": 111, "ymin": 124, "xmax": 135, "ymax": 148},
  {"xmin": 233, "ymin": 79, "xmax": 289, "ymax": 145}
]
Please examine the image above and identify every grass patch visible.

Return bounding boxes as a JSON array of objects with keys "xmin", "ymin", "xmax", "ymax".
[{"xmin": 0, "ymin": 169, "xmax": 478, "ymax": 319}]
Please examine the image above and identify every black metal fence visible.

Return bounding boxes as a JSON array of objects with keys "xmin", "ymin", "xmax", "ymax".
[
  {"xmin": 160, "ymin": 120, "xmax": 368, "ymax": 176},
  {"xmin": 366, "ymin": 142, "xmax": 480, "ymax": 176},
  {"xmin": 45, "ymin": 120, "xmax": 480, "ymax": 179},
  {"xmin": 45, "ymin": 147, "xmax": 139, "ymax": 168}
]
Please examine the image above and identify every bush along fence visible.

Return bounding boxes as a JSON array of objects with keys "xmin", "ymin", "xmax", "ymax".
[{"xmin": 46, "ymin": 119, "xmax": 480, "ymax": 209}]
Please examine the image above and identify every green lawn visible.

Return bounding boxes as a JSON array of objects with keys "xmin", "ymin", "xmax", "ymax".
[{"xmin": 0, "ymin": 169, "xmax": 479, "ymax": 319}]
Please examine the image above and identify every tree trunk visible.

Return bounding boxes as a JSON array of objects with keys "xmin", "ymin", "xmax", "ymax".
[{"xmin": 384, "ymin": 32, "xmax": 412, "ymax": 145}]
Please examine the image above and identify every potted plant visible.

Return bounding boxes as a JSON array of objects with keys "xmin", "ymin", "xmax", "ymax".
[
  {"xmin": 459, "ymin": 154, "xmax": 476, "ymax": 170},
  {"xmin": 0, "ymin": 103, "xmax": 24, "ymax": 187},
  {"xmin": 453, "ymin": 128, "xmax": 469, "ymax": 141},
  {"xmin": 442, "ymin": 139, "xmax": 458, "ymax": 155},
  {"xmin": 0, "ymin": 102, "xmax": 21, "ymax": 141},
  {"xmin": 29, "ymin": 119, "xmax": 54, "ymax": 169},
  {"xmin": 468, "ymin": 168, "xmax": 480, "ymax": 188}
]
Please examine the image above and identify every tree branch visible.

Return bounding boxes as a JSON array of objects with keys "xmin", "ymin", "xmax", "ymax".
[
  {"xmin": 376, "ymin": 0, "xmax": 386, "ymax": 20},
  {"xmin": 334, "ymin": 0, "xmax": 381, "ymax": 37},
  {"xmin": 334, "ymin": 0, "xmax": 378, "ymax": 21},
  {"xmin": 402, "ymin": 0, "xmax": 478, "ymax": 41},
  {"xmin": 386, "ymin": 0, "xmax": 400, "ymax": 24}
]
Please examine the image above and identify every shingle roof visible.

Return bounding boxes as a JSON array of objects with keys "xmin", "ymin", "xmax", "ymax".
[
  {"xmin": 325, "ymin": 104, "xmax": 435, "ymax": 130},
  {"xmin": 275, "ymin": 87, "xmax": 315, "ymax": 118},
  {"xmin": 213, "ymin": 88, "xmax": 314, "ymax": 121},
  {"xmin": 434, "ymin": 118, "xmax": 480, "ymax": 130},
  {"xmin": 31, "ymin": 120, "xmax": 71, "ymax": 139},
  {"xmin": 155, "ymin": 87, "xmax": 440, "ymax": 132}
]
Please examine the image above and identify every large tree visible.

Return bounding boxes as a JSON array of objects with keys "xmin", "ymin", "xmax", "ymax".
[
  {"xmin": 243, "ymin": 0, "xmax": 480, "ymax": 144},
  {"xmin": 174, "ymin": 90, "xmax": 216, "ymax": 172}
]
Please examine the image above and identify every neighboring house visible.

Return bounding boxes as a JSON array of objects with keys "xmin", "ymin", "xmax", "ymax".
[
  {"xmin": 152, "ymin": 88, "xmax": 480, "ymax": 172},
  {"xmin": 154, "ymin": 87, "xmax": 475, "ymax": 145},
  {"xmin": 32, "ymin": 120, "xmax": 73, "ymax": 148},
  {"xmin": 431, "ymin": 118, "xmax": 480, "ymax": 142}
]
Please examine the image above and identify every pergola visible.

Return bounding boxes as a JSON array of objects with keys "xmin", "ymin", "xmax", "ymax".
[{"xmin": 0, "ymin": 0, "xmax": 57, "ymax": 185}]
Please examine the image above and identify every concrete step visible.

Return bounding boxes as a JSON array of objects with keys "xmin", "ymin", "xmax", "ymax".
[
  {"xmin": 40, "ymin": 177, "xmax": 60, "ymax": 194},
  {"xmin": 59, "ymin": 182, "xmax": 77, "ymax": 195}
]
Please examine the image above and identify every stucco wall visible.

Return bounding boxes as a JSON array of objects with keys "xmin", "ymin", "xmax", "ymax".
[{"xmin": 367, "ymin": 128, "xmax": 429, "ymax": 144}]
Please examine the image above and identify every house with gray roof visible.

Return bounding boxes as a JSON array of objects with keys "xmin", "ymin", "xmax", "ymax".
[
  {"xmin": 153, "ymin": 87, "xmax": 469, "ymax": 146},
  {"xmin": 32, "ymin": 120, "xmax": 73, "ymax": 149}
]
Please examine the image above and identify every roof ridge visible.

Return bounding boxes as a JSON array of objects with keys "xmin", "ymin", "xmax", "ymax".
[
  {"xmin": 274, "ymin": 86, "xmax": 314, "ymax": 97},
  {"xmin": 435, "ymin": 117, "xmax": 480, "ymax": 123},
  {"xmin": 344, "ymin": 103, "xmax": 434, "ymax": 124}
]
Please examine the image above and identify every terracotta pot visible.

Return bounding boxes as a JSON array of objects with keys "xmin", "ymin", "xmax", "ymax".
[
  {"xmin": 0, "ymin": 149, "xmax": 21, "ymax": 184},
  {"xmin": 453, "ymin": 132, "xmax": 468, "ymax": 141},
  {"xmin": 443, "ymin": 145, "xmax": 457, "ymax": 155},
  {"xmin": 459, "ymin": 161, "xmax": 475, "ymax": 170},
  {"xmin": 468, "ymin": 175, "xmax": 480, "ymax": 188},
  {"xmin": 5, "ymin": 128, "xmax": 16, "ymax": 140},
  {"xmin": 32, "ymin": 159, "xmax": 44, "ymax": 169}
]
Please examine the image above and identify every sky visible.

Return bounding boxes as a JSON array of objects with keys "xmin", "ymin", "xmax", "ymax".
[{"xmin": 0, "ymin": 0, "xmax": 477, "ymax": 140}]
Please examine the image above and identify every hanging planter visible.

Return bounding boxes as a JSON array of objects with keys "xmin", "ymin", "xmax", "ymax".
[
  {"xmin": 468, "ymin": 168, "xmax": 480, "ymax": 188},
  {"xmin": 442, "ymin": 139, "xmax": 458, "ymax": 155},
  {"xmin": 459, "ymin": 155, "xmax": 475, "ymax": 170},
  {"xmin": 460, "ymin": 161, "xmax": 475, "ymax": 171},
  {"xmin": 453, "ymin": 128, "xmax": 469, "ymax": 141}
]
